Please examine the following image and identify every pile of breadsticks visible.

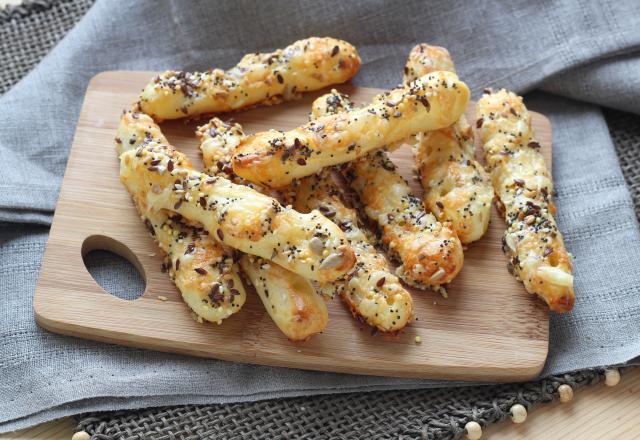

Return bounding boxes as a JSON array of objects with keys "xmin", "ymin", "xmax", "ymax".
[{"xmin": 117, "ymin": 37, "xmax": 574, "ymax": 341}]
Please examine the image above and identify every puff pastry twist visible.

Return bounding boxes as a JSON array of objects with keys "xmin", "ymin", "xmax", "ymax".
[
  {"xmin": 120, "ymin": 143, "xmax": 355, "ymax": 282},
  {"xmin": 293, "ymin": 171, "xmax": 414, "ymax": 332},
  {"xmin": 197, "ymin": 118, "xmax": 328, "ymax": 340},
  {"xmin": 476, "ymin": 89, "xmax": 574, "ymax": 312},
  {"xmin": 233, "ymin": 71, "xmax": 470, "ymax": 187},
  {"xmin": 239, "ymin": 255, "xmax": 328, "ymax": 341},
  {"xmin": 116, "ymin": 111, "xmax": 246, "ymax": 323},
  {"xmin": 138, "ymin": 37, "xmax": 360, "ymax": 120},
  {"xmin": 404, "ymin": 44, "xmax": 494, "ymax": 244},
  {"xmin": 311, "ymin": 90, "xmax": 464, "ymax": 288}
]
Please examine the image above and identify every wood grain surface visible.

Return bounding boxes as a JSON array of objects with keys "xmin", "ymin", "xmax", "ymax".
[{"xmin": 34, "ymin": 71, "xmax": 552, "ymax": 381}]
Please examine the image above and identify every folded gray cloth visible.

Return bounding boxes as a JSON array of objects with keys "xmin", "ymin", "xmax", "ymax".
[{"xmin": 2, "ymin": 0, "xmax": 640, "ymax": 432}]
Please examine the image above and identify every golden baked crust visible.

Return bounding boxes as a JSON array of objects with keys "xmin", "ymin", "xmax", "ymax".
[
  {"xmin": 197, "ymin": 118, "xmax": 245, "ymax": 178},
  {"xmin": 138, "ymin": 37, "xmax": 360, "ymax": 120},
  {"xmin": 304, "ymin": 94, "xmax": 414, "ymax": 331},
  {"xmin": 477, "ymin": 89, "xmax": 574, "ymax": 312},
  {"xmin": 347, "ymin": 150, "xmax": 464, "ymax": 287},
  {"xmin": 403, "ymin": 44, "xmax": 455, "ymax": 85},
  {"xmin": 198, "ymin": 118, "xmax": 328, "ymax": 340},
  {"xmin": 293, "ymin": 171, "xmax": 413, "ymax": 332},
  {"xmin": 310, "ymin": 88, "xmax": 356, "ymax": 117},
  {"xmin": 116, "ymin": 111, "xmax": 246, "ymax": 324},
  {"xmin": 310, "ymin": 91, "xmax": 464, "ymax": 288},
  {"xmin": 233, "ymin": 71, "xmax": 470, "ymax": 187},
  {"xmin": 119, "ymin": 140, "xmax": 355, "ymax": 283},
  {"xmin": 240, "ymin": 255, "xmax": 328, "ymax": 341},
  {"xmin": 196, "ymin": 117, "xmax": 280, "ymax": 197},
  {"xmin": 405, "ymin": 44, "xmax": 493, "ymax": 244},
  {"xmin": 198, "ymin": 115, "xmax": 411, "ymax": 332},
  {"xmin": 150, "ymin": 212, "xmax": 246, "ymax": 324}
]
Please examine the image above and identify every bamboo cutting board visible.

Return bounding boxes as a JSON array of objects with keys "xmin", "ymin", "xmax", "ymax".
[{"xmin": 34, "ymin": 71, "xmax": 550, "ymax": 381}]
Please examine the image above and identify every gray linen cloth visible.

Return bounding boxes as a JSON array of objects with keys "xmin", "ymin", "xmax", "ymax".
[{"xmin": 2, "ymin": 0, "xmax": 640, "ymax": 432}]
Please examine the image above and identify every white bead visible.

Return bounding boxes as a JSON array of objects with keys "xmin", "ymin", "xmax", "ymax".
[
  {"xmin": 465, "ymin": 421, "xmax": 482, "ymax": 440},
  {"xmin": 72, "ymin": 432, "xmax": 91, "ymax": 440},
  {"xmin": 558, "ymin": 384, "xmax": 574, "ymax": 403},
  {"xmin": 604, "ymin": 368, "xmax": 621, "ymax": 387},
  {"xmin": 510, "ymin": 403, "xmax": 528, "ymax": 423}
]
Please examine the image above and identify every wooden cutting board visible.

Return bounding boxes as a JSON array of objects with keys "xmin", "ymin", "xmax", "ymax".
[{"xmin": 34, "ymin": 71, "xmax": 550, "ymax": 381}]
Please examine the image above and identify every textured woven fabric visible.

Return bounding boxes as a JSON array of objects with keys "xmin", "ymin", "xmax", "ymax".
[
  {"xmin": 605, "ymin": 109, "xmax": 640, "ymax": 219},
  {"xmin": 0, "ymin": 0, "xmax": 94, "ymax": 95},
  {"xmin": 2, "ymin": 0, "xmax": 640, "ymax": 434},
  {"xmin": 74, "ymin": 369, "xmax": 609, "ymax": 440}
]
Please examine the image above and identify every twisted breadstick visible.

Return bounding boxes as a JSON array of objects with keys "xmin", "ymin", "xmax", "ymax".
[
  {"xmin": 198, "ymin": 118, "xmax": 245, "ymax": 181},
  {"xmin": 293, "ymin": 172, "xmax": 413, "ymax": 332},
  {"xmin": 197, "ymin": 118, "xmax": 280, "ymax": 197},
  {"xmin": 403, "ymin": 44, "xmax": 455, "ymax": 85},
  {"xmin": 404, "ymin": 44, "xmax": 493, "ymax": 244},
  {"xmin": 310, "ymin": 88, "xmax": 356, "ymax": 115},
  {"xmin": 138, "ymin": 37, "xmax": 360, "ymax": 120},
  {"xmin": 477, "ymin": 89, "xmax": 574, "ymax": 312},
  {"xmin": 197, "ymin": 118, "xmax": 328, "ymax": 340},
  {"xmin": 116, "ymin": 111, "xmax": 246, "ymax": 323},
  {"xmin": 198, "ymin": 116, "xmax": 411, "ymax": 332},
  {"xmin": 240, "ymin": 255, "xmax": 328, "ymax": 341},
  {"xmin": 347, "ymin": 150, "xmax": 464, "ymax": 287},
  {"xmin": 304, "ymin": 94, "xmax": 414, "ymax": 330},
  {"xmin": 311, "ymin": 91, "xmax": 464, "ymax": 288},
  {"xmin": 233, "ymin": 71, "xmax": 470, "ymax": 187},
  {"xmin": 120, "ymin": 141, "xmax": 355, "ymax": 282}
]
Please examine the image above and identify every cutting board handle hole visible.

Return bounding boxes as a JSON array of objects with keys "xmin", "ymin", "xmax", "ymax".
[{"xmin": 81, "ymin": 235, "xmax": 146, "ymax": 301}]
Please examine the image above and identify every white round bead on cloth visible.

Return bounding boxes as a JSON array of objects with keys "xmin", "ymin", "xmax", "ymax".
[
  {"xmin": 465, "ymin": 421, "xmax": 482, "ymax": 440},
  {"xmin": 510, "ymin": 403, "xmax": 528, "ymax": 423},
  {"xmin": 604, "ymin": 368, "xmax": 621, "ymax": 387},
  {"xmin": 558, "ymin": 384, "xmax": 574, "ymax": 403},
  {"xmin": 71, "ymin": 432, "xmax": 91, "ymax": 440}
]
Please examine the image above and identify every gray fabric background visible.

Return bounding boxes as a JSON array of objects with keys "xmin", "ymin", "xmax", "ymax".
[{"xmin": 2, "ymin": 0, "xmax": 640, "ymax": 433}]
